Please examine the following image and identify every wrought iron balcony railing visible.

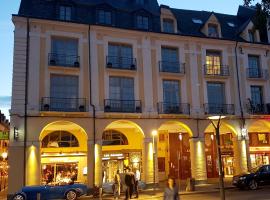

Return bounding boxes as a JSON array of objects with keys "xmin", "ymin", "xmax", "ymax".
[
  {"xmin": 157, "ymin": 102, "xmax": 190, "ymax": 115},
  {"xmin": 159, "ymin": 61, "xmax": 185, "ymax": 74},
  {"xmin": 106, "ymin": 56, "xmax": 137, "ymax": 70},
  {"xmin": 246, "ymin": 68, "xmax": 269, "ymax": 79},
  {"xmin": 48, "ymin": 53, "xmax": 80, "ymax": 67},
  {"xmin": 104, "ymin": 99, "xmax": 142, "ymax": 113},
  {"xmin": 204, "ymin": 103, "xmax": 235, "ymax": 115},
  {"xmin": 246, "ymin": 103, "xmax": 270, "ymax": 115},
  {"xmin": 41, "ymin": 97, "xmax": 87, "ymax": 112},
  {"xmin": 204, "ymin": 64, "xmax": 229, "ymax": 76}
]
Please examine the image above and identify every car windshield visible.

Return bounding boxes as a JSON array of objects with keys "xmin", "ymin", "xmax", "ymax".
[{"xmin": 250, "ymin": 166, "xmax": 262, "ymax": 173}]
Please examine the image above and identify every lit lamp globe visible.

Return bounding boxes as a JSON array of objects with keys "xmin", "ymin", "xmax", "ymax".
[
  {"xmin": 207, "ymin": 115, "xmax": 226, "ymax": 120},
  {"xmin": 152, "ymin": 130, "xmax": 158, "ymax": 137},
  {"xmin": 1, "ymin": 152, "xmax": 8, "ymax": 160}
]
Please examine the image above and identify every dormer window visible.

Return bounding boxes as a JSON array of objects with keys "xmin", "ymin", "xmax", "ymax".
[
  {"xmin": 59, "ymin": 6, "xmax": 72, "ymax": 21},
  {"xmin": 98, "ymin": 10, "xmax": 112, "ymax": 25},
  {"xmin": 163, "ymin": 18, "xmax": 174, "ymax": 33},
  {"xmin": 136, "ymin": 15, "xmax": 149, "ymax": 30},
  {"xmin": 208, "ymin": 24, "xmax": 219, "ymax": 38},
  {"xmin": 249, "ymin": 30, "xmax": 256, "ymax": 42}
]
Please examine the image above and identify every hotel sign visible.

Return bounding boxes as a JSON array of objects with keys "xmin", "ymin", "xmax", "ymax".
[{"xmin": 0, "ymin": 131, "xmax": 9, "ymax": 140}]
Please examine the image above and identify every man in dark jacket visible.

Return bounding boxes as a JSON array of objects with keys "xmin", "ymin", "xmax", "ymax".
[{"xmin": 125, "ymin": 167, "xmax": 135, "ymax": 199}]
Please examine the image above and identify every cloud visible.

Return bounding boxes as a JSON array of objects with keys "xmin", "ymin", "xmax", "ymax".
[{"xmin": 0, "ymin": 96, "xmax": 11, "ymax": 119}]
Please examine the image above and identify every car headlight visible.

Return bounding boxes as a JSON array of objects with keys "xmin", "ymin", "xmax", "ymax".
[{"xmin": 239, "ymin": 177, "xmax": 246, "ymax": 180}]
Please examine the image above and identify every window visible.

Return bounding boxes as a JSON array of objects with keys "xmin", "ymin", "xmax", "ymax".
[
  {"xmin": 163, "ymin": 18, "xmax": 174, "ymax": 33},
  {"xmin": 102, "ymin": 130, "xmax": 128, "ymax": 146},
  {"xmin": 109, "ymin": 77, "xmax": 134, "ymax": 100},
  {"xmin": 163, "ymin": 80, "xmax": 180, "ymax": 103},
  {"xmin": 59, "ymin": 6, "xmax": 72, "ymax": 21},
  {"xmin": 248, "ymin": 55, "xmax": 261, "ymax": 78},
  {"xmin": 158, "ymin": 157, "xmax": 166, "ymax": 172},
  {"xmin": 136, "ymin": 0, "xmax": 145, "ymax": 4},
  {"xmin": 136, "ymin": 15, "xmax": 149, "ymax": 30},
  {"xmin": 207, "ymin": 82, "xmax": 225, "ymax": 105},
  {"xmin": 249, "ymin": 30, "xmax": 256, "ymax": 42},
  {"xmin": 227, "ymin": 22, "xmax": 235, "ymax": 27},
  {"xmin": 98, "ymin": 10, "xmax": 112, "ymax": 25},
  {"xmin": 258, "ymin": 133, "xmax": 269, "ymax": 145},
  {"xmin": 42, "ymin": 131, "xmax": 79, "ymax": 148},
  {"xmin": 50, "ymin": 75, "xmax": 79, "ymax": 111},
  {"xmin": 251, "ymin": 86, "xmax": 263, "ymax": 106},
  {"xmin": 206, "ymin": 51, "xmax": 222, "ymax": 75},
  {"xmin": 208, "ymin": 24, "xmax": 219, "ymax": 37},
  {"xmin": 108, "ymin": 43, "xmax": 133, "ymax": 69},
  {"xmin": 192, "ymin": 18, "xmax": 203, "ymax": 24},
  {"xmin": 161, "ymin": 47, "xmax": 180, "ymax": 73}
]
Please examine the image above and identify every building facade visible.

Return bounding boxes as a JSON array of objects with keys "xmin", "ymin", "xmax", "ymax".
[{"xmin": 8, "ymin": 0, "xmax": 270, "ymax": 196}]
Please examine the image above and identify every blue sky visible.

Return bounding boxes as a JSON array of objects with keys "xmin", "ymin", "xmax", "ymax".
[{"xmin": 0, "ymin": 0, "xmax": 257, "ymax": 118}]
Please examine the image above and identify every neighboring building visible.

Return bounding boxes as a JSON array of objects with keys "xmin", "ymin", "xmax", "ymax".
[{"xmin": 8, "ymin": 0, "xmax": 270, "ymax": 197}]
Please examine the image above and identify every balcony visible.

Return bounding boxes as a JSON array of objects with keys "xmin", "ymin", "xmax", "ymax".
[
  {"xmin": 204, "ymin": 64, "xmax": 229, "ymax": 76},
  {"xmin": 48, "ymin": 53, "xmax": 80, "ymax": 68},
  {"xmin": 41, "ymin": 97, "xmax": 87, "ymax": 112},
  {"xmin": 246, "ymin": 103, "xmax": 270, "ymax": 115},
  {"xmin": 104, "ymin": 99, "xmax": 142, "ymax": 113},
  {"xmin": 246, "ymin": 68, "xmax": 269, "ymax": 80},
  {"xmin": 159, "ymin": 61, "xmax": 185, "ymax": 74},
  {"xmin": 204, "ymin": 103, "xmax": 235, "ymax": 115},
  {"xmin": 157, "ymin": 102, "xmax": 190, "ymax": 115},
  {"xmin": 106, "ymin": 56, "xmax": 137, "ymax": 70}
]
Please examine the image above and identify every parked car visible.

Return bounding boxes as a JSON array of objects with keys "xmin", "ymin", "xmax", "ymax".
[
  {"xmin": 12, "ymin": 183, "xmax": 88, "ymax": 200},
  {"xmin": 233, "ymin": 165, "xmax": 270, "ymax": 190}
]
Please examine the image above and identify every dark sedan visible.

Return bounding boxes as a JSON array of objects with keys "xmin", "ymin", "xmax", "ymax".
[{"xmin": 233, "ymin": 165, "xmax": 270, "ymax": 190}]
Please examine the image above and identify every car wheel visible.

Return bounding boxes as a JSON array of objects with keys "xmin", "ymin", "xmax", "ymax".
[
  {"xmin": 13, "ymin": 194, "xmax": 25, "ymax": 200},
  {"xmin": 66, "ymin": 190, "xmax": 77, "ymax": 200},
  {"xmin": 249, "ymin": 179, "xmax": 258, "ymax": 190}
]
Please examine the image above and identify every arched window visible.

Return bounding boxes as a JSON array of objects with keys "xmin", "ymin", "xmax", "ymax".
[
  {"xmin": 42, "ymin": 131, "xmax": 79, "ymax": 148},
  {"xmin": 102, "ymin": 130, "xmax": 128, "ymax": 146}
]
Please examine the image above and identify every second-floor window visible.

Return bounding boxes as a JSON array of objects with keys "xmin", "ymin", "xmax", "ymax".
[
  {"xmin": 136, "ymin": 15, "xmax": 149, "ymax": 30},
  {"xmin": 109, "ymin": 77, "xmax": 134, "ymax": 100},
  {"xmin": 50, "ymin": 37, "xmax": 78, "ymax": 67},
  {"xmin": 163, "ymin": 80, "xmax": 180, "ymax": 103},
  {"xmin": 163, "ymin": 19, "xmax": 174, "ymax": 33},
  {"xmin": 98, "ymin": 10, "xmax": 112, "ymax": 25},
  {"xmin": 208, "ymin": 24, "xmax": 219, "ymax": 37},
  {"xmin": 205, "ymin": 51, "xmax": 222, "ymax": 75},
  {"xmin": 251, "ymin": 86, "xmax": 263, "ymax": 106},
  {"xmin": 248, "ymin": 55, "xmax": 261, "ymax": 78},
  {"xmin": 107, "ymin": 43, "xmax": 134, "ymax": 70},
  {"xmin": 161, "ymin": 47, "xmax": 180, "ymax": 73},
  {"xmin": 207, "ymin": 82, "xmax": 225, "ymax": 111},
  {"xmin": 59, "ymin": 6, "xmax": 72, "ymax": 21}
]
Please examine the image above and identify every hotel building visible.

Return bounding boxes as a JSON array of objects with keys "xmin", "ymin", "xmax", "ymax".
[{"xmin": 8, "ymin": 0, "xmax": 270, "ymax": 196}]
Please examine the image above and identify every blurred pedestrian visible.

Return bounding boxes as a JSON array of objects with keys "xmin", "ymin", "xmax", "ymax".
[
  {"xmin": 164, "ymin": 176, "xmax": 179, "ymax": 200},
  {"xmin": 114, "ymin": 169, "xmax": 121, "ymax": 200},
  {"xmin": 134, "ymin": 169, "xmax": 140, "ymax": 198}
]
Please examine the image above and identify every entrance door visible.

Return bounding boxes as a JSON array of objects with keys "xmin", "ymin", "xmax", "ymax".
[
  {"xmin": 169, "ymin": 133, "xmax": 191, "ymax": 180},
  {"xmin": 205, "ymin": 133, "xmax": 218, "ymax": 178}
]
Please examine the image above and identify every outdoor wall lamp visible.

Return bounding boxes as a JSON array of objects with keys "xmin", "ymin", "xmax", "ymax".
[
  {"xmin": 14, "ymin": 127, "xmax": 19, "ymax": 141},
  {"xmin": 240, "ymin": 128, "xmax": 248, "ymax": 140}
]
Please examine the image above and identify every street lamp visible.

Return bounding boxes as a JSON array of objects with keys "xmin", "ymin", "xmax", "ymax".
[
  {"xmin": 208, "ymin": 115, "xmax": 226, "ymax": 200},
  {"xmin": 152, "ymin": 130, "xmax": 158, "ymax": 190},
  {"xmin": 177, "ymin": 133, "xmax": 183, "ymax": 191}
]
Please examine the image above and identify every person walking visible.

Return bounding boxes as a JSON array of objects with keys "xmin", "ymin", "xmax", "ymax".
[
  {"xmin": 134, "ymin": 169, "xmax": 140, "ymax": 198},
  {"xmin": 124, "ymin": 167, "xmax": 135, "ymax": 200},
  {"xmin": 164, "ymin": 176, "xmax": 179, "ymax": 200},
  {"xmin": 114, "ymin": 170, "xmax": 121, "ymax": 200}
]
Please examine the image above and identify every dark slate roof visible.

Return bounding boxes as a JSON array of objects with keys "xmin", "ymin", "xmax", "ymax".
[{"xmin": 16, "ymin": 0, "xmax": 268, "ymax": 43}]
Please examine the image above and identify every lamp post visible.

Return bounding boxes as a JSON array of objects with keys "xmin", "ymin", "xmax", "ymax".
[
  {"xmin": 152, "ymin": 130, "xmax": 158, "ymax": 190},
  {"xmin": 208, "ymin": 115, "xmax": 226, "ymax": 200},
  {"xmin": 177, "ymin": 133, "xmax": 183, "ymax": 191}
]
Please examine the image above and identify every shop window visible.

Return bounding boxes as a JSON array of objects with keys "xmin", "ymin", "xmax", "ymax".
[
  {"xmin": 102, "ymin": 130, "xmax": 128, "ymax": 146},
  {"xmin": 42, "ymin": 131, "xmax": 79, "ymax": 148},
  {"xmin": 258, "ymin": 133, "xmax": 269, "ymax": 145},
  {"xmin": 158, "ymin": 157, "xmax": 165, "ymax": 172},
  {"xmin": 159, "ymin": 133, "xmax": 165, "ymax": 142}
]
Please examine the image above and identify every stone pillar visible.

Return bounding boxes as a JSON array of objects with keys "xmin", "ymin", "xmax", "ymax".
[
  {"xmin": 143, "ymin": 138, "xmax": 158, "ymax": 184},
  {"xmin": 87, "ymin": 140, "xmax": 95, "ymax": 188},
  {"xmin": 189, "ymin": 138, "xmax": 207, "ymax": 184},
  {"xmin": 233, "ymin": 136, "xmax": 249, "ymax": 175},
  {"xmin": 95, "ymin": 140, "xmax": 103, "ymax": 187},
  {"xmin": 25, "ymin": 141, "xmax": 41, "ymax": 186}
]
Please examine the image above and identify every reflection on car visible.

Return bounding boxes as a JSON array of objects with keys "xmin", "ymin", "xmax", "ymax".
[
  {"xmin": 233, "ymin": 165, "xmax": 270, "ymax": 190},
  {"xmin": 12, "ymin": 183, "xmax": 88, "ymax": 200}
]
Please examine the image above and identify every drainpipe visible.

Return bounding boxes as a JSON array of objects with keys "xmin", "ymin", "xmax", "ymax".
[
  {"xmin": 23, "ymin": 17, "xmax": 30, "ymax": 186},
  {"xmin": 88, "ymin": 25, "xmax": 96, "ymax": 187}
]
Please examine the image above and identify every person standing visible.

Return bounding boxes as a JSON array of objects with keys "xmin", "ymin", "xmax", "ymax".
[
  {"xmin": 134, "ymin": 169, "xmax": 140, "ymax": 198},
  {"xmin": 114, "ymin": 170, "xmax": 121, "ymax": 200},
  {"xmin": 124, "ymin": 167, "xmax": 135, "ymax": 200},
  {"xmin": 164, "ymin": 176, "xmax": 179, "ymax": 200}
]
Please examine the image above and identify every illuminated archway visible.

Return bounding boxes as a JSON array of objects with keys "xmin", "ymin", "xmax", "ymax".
[
  {"xmin": 39, "ymin": 121, "xmax": 88, "ymax": 185},
  {"xmin": 157, "ymin": 121, "xmax": 193, "ymax": 181}
]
